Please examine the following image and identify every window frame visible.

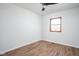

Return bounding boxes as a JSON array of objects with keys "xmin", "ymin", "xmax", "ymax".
[{"xmin": 50, "ymin": 17, "xmax": 62, "ymax": 32}]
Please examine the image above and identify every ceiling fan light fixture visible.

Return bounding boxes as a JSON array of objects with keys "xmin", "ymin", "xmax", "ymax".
[
  {"xmin": 42, "ymin": 7, "xmax": 45, "ymax": 11},
  {"xmin": 41, "ymin": 3, "xmax": 58, "ymax": 11}
]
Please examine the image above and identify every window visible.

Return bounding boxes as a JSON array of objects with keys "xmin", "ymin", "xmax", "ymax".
[{"xmin": 50, "ymin": 17, "xmax": 62, "ymax": 32}]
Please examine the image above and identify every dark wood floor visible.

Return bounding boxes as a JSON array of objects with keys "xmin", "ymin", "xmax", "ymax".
[{"xmin": 1, "ymin": 40, "xmax": 79, "ymax": 56}]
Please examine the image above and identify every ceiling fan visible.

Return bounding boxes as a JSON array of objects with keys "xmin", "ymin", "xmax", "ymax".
[{"xmin": 41, "ymin": 3, "xmax": 57, "ymax": 11}]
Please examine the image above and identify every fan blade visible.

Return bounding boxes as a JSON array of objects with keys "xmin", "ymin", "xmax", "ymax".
[{"xmin": 41, "ymin": 3, "xmax": 57, "ymax": 6}]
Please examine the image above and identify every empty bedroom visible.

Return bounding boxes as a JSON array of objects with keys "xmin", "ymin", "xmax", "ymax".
[{"xmin": 0, "ymin": 3, "xmax": 79, "ymax": 56}]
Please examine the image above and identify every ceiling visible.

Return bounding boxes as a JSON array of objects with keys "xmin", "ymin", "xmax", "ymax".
[{"xmin": 14, "ymin": 3, "xmax": 79, "ymax": 15}]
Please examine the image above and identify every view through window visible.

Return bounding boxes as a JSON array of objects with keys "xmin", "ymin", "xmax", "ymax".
[{"xmin": 50, "ymin": 17, "xmax": 61, "ymax": 32}]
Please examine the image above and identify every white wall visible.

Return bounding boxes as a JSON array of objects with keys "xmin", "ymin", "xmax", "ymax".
[
  {"xmin": 0, "ymin": 4, "xmax": 42, "ymax": 53},
  {"xmin": 43, "ymin": 7, "xmax": 79, "ymax": 48}
]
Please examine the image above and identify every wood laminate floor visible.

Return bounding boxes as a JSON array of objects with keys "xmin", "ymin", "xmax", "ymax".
[{"xmin": 1, "ymin": 40, "xmax": 79, "ymax": 56}]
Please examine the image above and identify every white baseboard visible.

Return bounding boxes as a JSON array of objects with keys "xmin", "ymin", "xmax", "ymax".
[
  {"xmin": 0, "ymin": 39, "xmax": 40, "ymax": 55},
  {"xmin": 43, "ymin": 39, "xmax": 79, "ymax": 48}
]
